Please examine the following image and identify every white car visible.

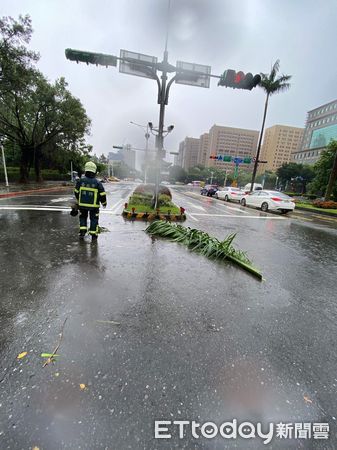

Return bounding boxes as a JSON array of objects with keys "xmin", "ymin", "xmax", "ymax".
[
  {"xmin": 215, "ymin": 187, "xmax": 244, "ymax": 203},
  {"xmin": 240, "ymin": 190, "xmax": 295, "ymax": 214}
]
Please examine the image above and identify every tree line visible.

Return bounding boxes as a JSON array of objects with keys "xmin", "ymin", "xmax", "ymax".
[{"xmin": 0, "ymin": 15, "xmax": 91, "ymax": 182}]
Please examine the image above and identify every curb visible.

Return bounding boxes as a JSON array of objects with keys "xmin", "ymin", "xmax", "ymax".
[
  {"xmin": 122, "ymin": 210, "xmax": 186, "ymax": 221},
  {"xmin": 0, "ymin": 185, "xmax": 72, "ymax": 199},
  {"xmin": 295, "ymin": 206, "xmax": 337, "ymax": 218}
]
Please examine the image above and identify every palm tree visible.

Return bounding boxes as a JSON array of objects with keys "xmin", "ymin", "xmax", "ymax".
[{"xmin": 250, "ymin": 60, "xmax": 291, "ymax": 192}]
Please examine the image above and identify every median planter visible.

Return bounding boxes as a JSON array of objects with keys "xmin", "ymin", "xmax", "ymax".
[
  {"xmin": 122, "ymin": 209, "xmax": 186, "ymax": 221},
  {"xmin": 122, "ymin": 186, "xmax": 187, "ymax": 221}
]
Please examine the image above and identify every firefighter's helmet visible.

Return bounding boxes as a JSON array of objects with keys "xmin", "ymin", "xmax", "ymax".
[{"xmin": 84, "ymin": 161, "xmax": 97, "ymax": 173}]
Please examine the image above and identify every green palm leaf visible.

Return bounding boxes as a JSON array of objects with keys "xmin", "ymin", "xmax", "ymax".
[{"xmin": 146, "ymin": 221, "xmax": 262, "ymax": 280}]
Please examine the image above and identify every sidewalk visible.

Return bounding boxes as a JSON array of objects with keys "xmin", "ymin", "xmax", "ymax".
[{"xmin": 0, "ymin": 181, "xmax": 73, "ymax": 199}]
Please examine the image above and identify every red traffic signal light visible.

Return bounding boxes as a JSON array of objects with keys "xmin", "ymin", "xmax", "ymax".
[
  {"xmin": 209, "ymin": 154, "xmax": 217, "ymax": 160},
  {"xmin": 218, "ymin": 69, "xmax": 261, "ymax": 90}
]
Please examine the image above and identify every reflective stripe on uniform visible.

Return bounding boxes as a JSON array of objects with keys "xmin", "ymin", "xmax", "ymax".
[
  {"xmin": 79, "ymin": 226, "xmax": 88, "ymax": 230},
  {"xmin": 89, "ymin": 227, "xmax": 99, "ymax": 236},
  {"xmin": 99, "ymin": 192, "xmax": 106, "ymax": 196},
  {"xmin": 74, "ymin": 188, "xmax": 79, "ymax": 193},
  {"xmin": 78, "ymin": 186, "xmax": 100, "ymax": 208}
]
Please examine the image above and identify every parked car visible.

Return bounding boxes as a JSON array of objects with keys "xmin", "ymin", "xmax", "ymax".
[
  {"xmin": 215, "ymin": 187, "xmax": 244, "ymax": 203},
  {"xmin": 243, "ymin": 183, "xmax": 263, "ymax": 193},
  {"xmin": 200, "ymin": 185, "xmax": 218, "ymax": 196},
  {"xmin": 240, "ymin": 190, "xmax": 295, "ymax": 214}
]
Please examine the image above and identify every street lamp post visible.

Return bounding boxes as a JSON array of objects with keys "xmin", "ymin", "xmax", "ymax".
[
  {"xmin": 224, "ymin": 169, "xmax": 228, "ymax": 187},
  {"xmin": 130, "ymin": 121, "xmax": 150, "ymax": 183},
  {"xmin": 210, "ymin": 171, "xmax": 214, "ymax": 185}
]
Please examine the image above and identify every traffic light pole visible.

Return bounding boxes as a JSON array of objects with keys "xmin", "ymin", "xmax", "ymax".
[
  {"xmin": 65, "ymin": 2, "xmax": 261, "ymax": 203},
  {"xmin": 153, "ymin": 49, "xmax": 168, "ymax": 209},
  {"xmin": 250, "ymin": 92, "xmax": 269, "ymax": 192}
]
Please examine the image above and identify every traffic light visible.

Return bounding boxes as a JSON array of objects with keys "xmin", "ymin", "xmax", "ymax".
[
  {"xmin": 209, "ymin": 154, "xmax": 233, "ymax": 161},
  {"xmin": 218, "ymin": 69, "xmax": 261, "ymax": 90},
  {"xmin": 65, "ymin": 49, "xmax": 117, "ymax": 67}
]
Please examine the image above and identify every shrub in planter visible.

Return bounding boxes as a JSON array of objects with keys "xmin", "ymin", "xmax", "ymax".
[
  {"xmin": 129, "ymin": 194, "xmax": 152, "ymax": 206},
  {"xmin": 134, "ymin": 184, "xmax": 153, "ymax": 195},
  {"xmin": 158, "ymin": 194, "xmax": 174, "ymax": 207},
  {"xmin": 133, "ymin": 183, "xmax": 172, "ymax": 199},
  {"xmin": 158, "ymin": 186, "xmax": 172, "ymax": 198}
]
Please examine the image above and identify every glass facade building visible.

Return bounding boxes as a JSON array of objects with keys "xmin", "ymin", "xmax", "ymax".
[{"xmin": 292, "ymin": 99, "xmax": 337, "ymax": 165}]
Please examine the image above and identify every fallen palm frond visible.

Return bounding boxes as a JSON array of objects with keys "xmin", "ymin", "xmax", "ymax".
[{"xmin": 145, "ymin": 221, "xmax": 262, "ymax": 280}]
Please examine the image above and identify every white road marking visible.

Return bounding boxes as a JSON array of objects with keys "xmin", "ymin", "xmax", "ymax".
[
  {"xmin": 0, "ymin": 206, "xmax": 69, "ymax": 212},
  {"xmin": 190, "ymin": 213, "xmax": 285, "ymax": 219},
  {"xmin": 188, "ymin": 214, "xmax": 199, "ymax": 222},
  {"xmin": 218, "ymin": 203, "xmax": 247, "ymax": 213},
  {"xmin": 0, "ymin": 205, "xmax": 119, "ymax": 215},
  {"xmin": 110, "ymin": 199, "xmax": 125, "ymax": 213},
  {"xmin": 50, "ymin": 197, "xmax": 71, "ymax": 203},
  {"xmin": 184, "ymin": 201, "xmax": 206, "ymax": 211}
]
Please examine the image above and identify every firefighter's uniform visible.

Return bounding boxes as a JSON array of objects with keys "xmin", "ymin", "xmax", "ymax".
[{"xmin": 74, "ymin": 162, "xmax": 107, "ymax": 238}]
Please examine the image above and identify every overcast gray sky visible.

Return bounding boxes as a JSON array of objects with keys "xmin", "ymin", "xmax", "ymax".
[{"xmin": 1, "ymin": 0, "xmax": 336, "ymax": 166}]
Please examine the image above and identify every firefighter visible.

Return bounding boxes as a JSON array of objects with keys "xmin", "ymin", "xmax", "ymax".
[{"xmin": 74, "ymin": 161, "xmax": 107, "ymax": 240}]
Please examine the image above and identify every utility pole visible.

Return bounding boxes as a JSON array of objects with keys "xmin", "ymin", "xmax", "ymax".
[{"xmin": 130, "ymin": 121, "xmax": 150, "ymax": 183}]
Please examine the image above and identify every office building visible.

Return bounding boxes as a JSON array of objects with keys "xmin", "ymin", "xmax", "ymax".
[
  {"xmin": 293, "ymin": 99, "xmax": 337, "ymax": 165},
  {"xmin": 197, "ymin": 133, "xmax": 210, "ymax": 166},
  {"xmin": 258, "ymin": 125, "xmax": 304, "ymax": 173},
  {"xmin": 108, "ymin": 144, "xmax": 136, "ymax": 170},
  {"xmin": 178, "ymin": 137, "xmax": 200, "ymax": 170},
  {"xmin": 205, "ymin": 125, "xmax": 259, "ymax": 172}
]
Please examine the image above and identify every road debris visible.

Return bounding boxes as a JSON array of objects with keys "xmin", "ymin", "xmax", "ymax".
[
  {"xmin": 43, "ymin": 318, "xmax": 68, "ymax": 367},
  {"xmin": 146, "ymin": 221, "xmax": 263, "ymax": 280},
  {"xmin": 95, "ymin": 320, "xmax": 121, "ymax": 325}
]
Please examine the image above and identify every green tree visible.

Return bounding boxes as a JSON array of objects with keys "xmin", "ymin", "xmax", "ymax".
[
  {"xmin": 0, "ymin": 15, "xmax": 91, "ymax": 182},
  {"xmin": 169, "ymin": 165, "xmax": 187, "ymax": 182},
  {"xmin": 250, "ymin": 60, "xmax": 291, "ymax": 191},
  {"xmin": 276, "ymin": 163, "xmax": 315, "ymax": 192},
  {"xmin": 276, "ymin": 163, "xmax": 303, "ymax": 183},
  {"xmin": 310, "ymin": 140, "xmax": 337, "ymax": 200}
]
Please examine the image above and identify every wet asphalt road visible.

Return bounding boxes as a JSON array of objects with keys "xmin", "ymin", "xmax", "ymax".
[{"xmin": 0, "ymin": 182, "xmax": 337, "ymax": 450}]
